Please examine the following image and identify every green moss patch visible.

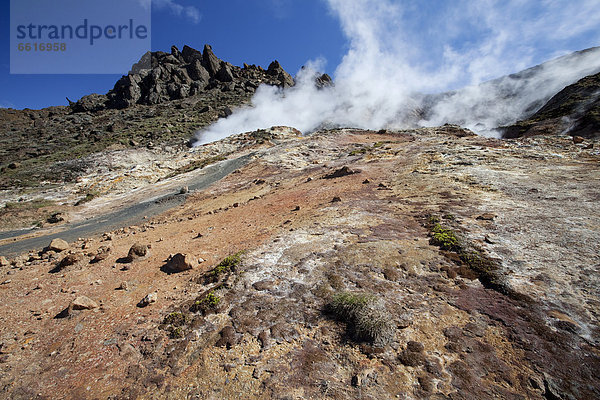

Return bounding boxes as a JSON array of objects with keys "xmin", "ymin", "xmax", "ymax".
[
  {"xmin": 425, "ymin": 214, "xmax": 508, "ymax": 294},
  {"xmin": 190, "ymin": 290, "xmax": 221, "ymax": 314},
  {"xmin": 204, "ymin": 251, "xmax": 244, "ymax": 284}
]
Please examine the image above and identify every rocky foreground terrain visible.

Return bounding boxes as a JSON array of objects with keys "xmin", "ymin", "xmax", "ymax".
[
  {"xmin": 0, "ymin": 124, "xmax": 598, "ymax": 399},
  {"xmin": 0, "ymin": 45, "xmax": 599, "ymax": 399}
]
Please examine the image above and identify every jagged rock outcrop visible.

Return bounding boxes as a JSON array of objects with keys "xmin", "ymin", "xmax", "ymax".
[
  {"xmin": 315, "ymin": 73, "xmax": 333, "ymax": 88},
  {"xmin": 72, "ymin": 45, "xmax": 295, "ymax": 112}
]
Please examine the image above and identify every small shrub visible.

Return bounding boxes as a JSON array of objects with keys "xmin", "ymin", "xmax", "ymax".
[
  {"xmin": 191, "ymin": 291, "xmax": 221, "ymax": 313},
  {"xmin": 425, "ymin": 214, "xmax": 508, "ymax": 294},
  {"xmin": 205, "ymin": 251, "xmax": 244, "ymax": 283},
  {"xmin": 430, "ymin": 223, "xmax": 460, "ymax": 251},
  {"xmin": 163, "ymin": 312, "xmax": 187, "ymax": 326},
  {"xmin": 330, "ymin": 292, "xmax": 374, "ymax": 320},
  {"xmin": 204, "ymin": 291, "xmax": 221, "ymax": 308},
  {"xmin": 349, "ymin": 147, "xmax": 368, "ymax": 156},
  {"xmin": 328, "ymin": 292, "xmax": 394, "ymax": 346},
  {"xmin": 427, "ymin": 215, "xmax": 440, "ymax": 225}
]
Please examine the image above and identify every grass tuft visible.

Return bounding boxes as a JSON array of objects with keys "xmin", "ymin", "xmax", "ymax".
[{"xmin": 328, "ymin": 291, "xmax": 394, "ymax": 346}]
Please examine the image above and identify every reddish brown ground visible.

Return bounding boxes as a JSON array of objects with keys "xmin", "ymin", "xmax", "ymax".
[{"xmin": 1, "ymin": 127, "xmax": 599, "ymax": 399}]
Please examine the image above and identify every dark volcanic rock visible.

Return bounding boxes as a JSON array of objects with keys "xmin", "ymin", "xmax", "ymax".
[
  {"xmin": 202, "ymin": 44, "xmax": 221, "ymax": 76},
  {"xmin": 322, "ymin": 166, "xmax": 361, "ymax": 179},
  {"xmin": 502, "ymin": 71, "xmax": 600, "ymax": 138},
  {"xmin": 71, "ymin": 93, "xmax": 108, "ymax": 112},
  {"xmin": 315, "ymin": 73, "xmax": 333, "ymax": 89},
  {"xmin": 267, "ymin": 60, "xmax": 295, "ymax": 88},
  {"xmin": 70, "ymin": 44, "xmax": 295, "ymax": 113}
]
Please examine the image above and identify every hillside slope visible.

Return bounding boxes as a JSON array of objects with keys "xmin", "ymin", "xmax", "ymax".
[
  {"xmin": 501, "ymin": 71, "xmax": 600, "ymax": 138},
  {"xmin": 0, "ymin": 126, "xmax": 598, "ymax": 399},
  {"xmin": 0, "ymin": 44, "xmax": 293, "ymax": 190},
  {"xmin": 420, "ymin": 46, "xmax": 600, "ymax": 134}
]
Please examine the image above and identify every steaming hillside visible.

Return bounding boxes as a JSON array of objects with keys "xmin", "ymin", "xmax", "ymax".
[
  {"xmin": 420, "ymin": 46, "xmax": 600, "ymax": 135},
  {"xmin": 501, "ymin": 71, "xmax": 600, "ymax": 138},
  {"xmin": 1, "ymin": 42, "xmax": 600, "ymax": 399},
  {"xmin": 195, "ymin": 46, "xmax": 600, "ymax": 143}
]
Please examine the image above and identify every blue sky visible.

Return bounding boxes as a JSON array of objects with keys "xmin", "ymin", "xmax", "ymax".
[
  {"xmin": 1, "ymin": 0, "xmax": 599, "ymax": 110},
  {"xmin": 1, "ymin": 0, "xmax": 346, "ymax": 109}
]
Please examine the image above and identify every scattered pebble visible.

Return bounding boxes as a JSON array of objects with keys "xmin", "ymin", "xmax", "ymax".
[{"xmin": 138, "ymin": 293, "xmax": 157, "ymax": 307}]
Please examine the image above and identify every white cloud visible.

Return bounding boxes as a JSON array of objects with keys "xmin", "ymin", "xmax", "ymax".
[{"xmin": 151, "ymin": 0, "xmax": 201, "ymax": 24}]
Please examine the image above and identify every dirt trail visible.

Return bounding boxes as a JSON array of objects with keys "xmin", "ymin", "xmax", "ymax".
[{"xmin": 0, "ymin": 154, "xmax": 252, "ymax": 257}]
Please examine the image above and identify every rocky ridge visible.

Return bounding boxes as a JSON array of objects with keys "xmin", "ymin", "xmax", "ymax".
[
  {"xmin": 71, "ymin": 44, "xmax": 295, "ymax": 112},
  {"xmin": 0, "ymin": 44, "xmax": 295, "ymax": 192}
]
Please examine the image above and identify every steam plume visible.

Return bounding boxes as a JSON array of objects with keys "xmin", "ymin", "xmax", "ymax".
[{"xmin": 195, "ymin": 0, "xmax": 600, "ymax": 144}]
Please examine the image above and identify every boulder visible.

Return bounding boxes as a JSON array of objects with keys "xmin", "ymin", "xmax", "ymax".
[
  {"xmin": 47, "ymin": 212, "xmax": 65, "ymax": 224},
  {"xmin": 165, "ymin": 253, "xmax": 195, "ymax": 273},
  {"xmin": 108, "ymin": 74, "xmax": 143, "ymax": 109},
  {"xmin": 0, "ymin": 256, "xmax": 9, "ymax": 268},
  {"xmin": 186, "ymin": 60, "xmax": 210, "ymax": 83},
  {"xmin": 171, "ymin": 45, "xmax": 182, "ymax": 61},
  {"xmin": 125, "ymin": 243, "xmax": 148, "ymax": 262},
  {"xmin": 315, "ymin": 73, "xmax": 333, "ymax": 89},
  {"xmin": 91, "ymin": 246, "xmax": 111, "ymax": 263},
  {"xmin": 216, "ymin": 62, "xmax": 234, "ymax": 82},
  {"xmin": 181, "ymin": 45, "xmax": 203, "ymax": 63},
  {"xmin": 161, "ymin": 54, "xmax": 181, "ymax": 65},
  {"xmin": 129, "ymin": 51, "xmax": 152, "ymax": 73},
  {"xmin": 47, "ymin": 238, "xmax": 69, "ymax": 253},
  {"xmin": 71, "ymin": 93, "xmax": 108, "ymax": 113},
  {"xmin": 267, "ymin": 60, "xmax": 295, "ymax": 88},
  {"xmin": 71, "ymin": 296, "xmax": 99, "ymax": 310},
  {"xmin": 322, "ymin": 166, "xmax": 361, "ymax": 179},
  {"xmin": 202, "ymin": 44, "xmax": 221, "ymax": 76},
  {"xmin": 57, "ymin": 253, "xmax": 84, "ymax": 268}
]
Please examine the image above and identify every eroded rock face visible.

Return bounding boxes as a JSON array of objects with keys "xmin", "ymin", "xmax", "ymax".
[{"xmin": 73, "ymin": 45, "xmax": 296, "ymax": 112}]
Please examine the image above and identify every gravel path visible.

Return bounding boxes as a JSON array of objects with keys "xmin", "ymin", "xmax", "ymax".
[{"xmin": 0, "ymin": 153, "xmax": 252, "ymax": 257}]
